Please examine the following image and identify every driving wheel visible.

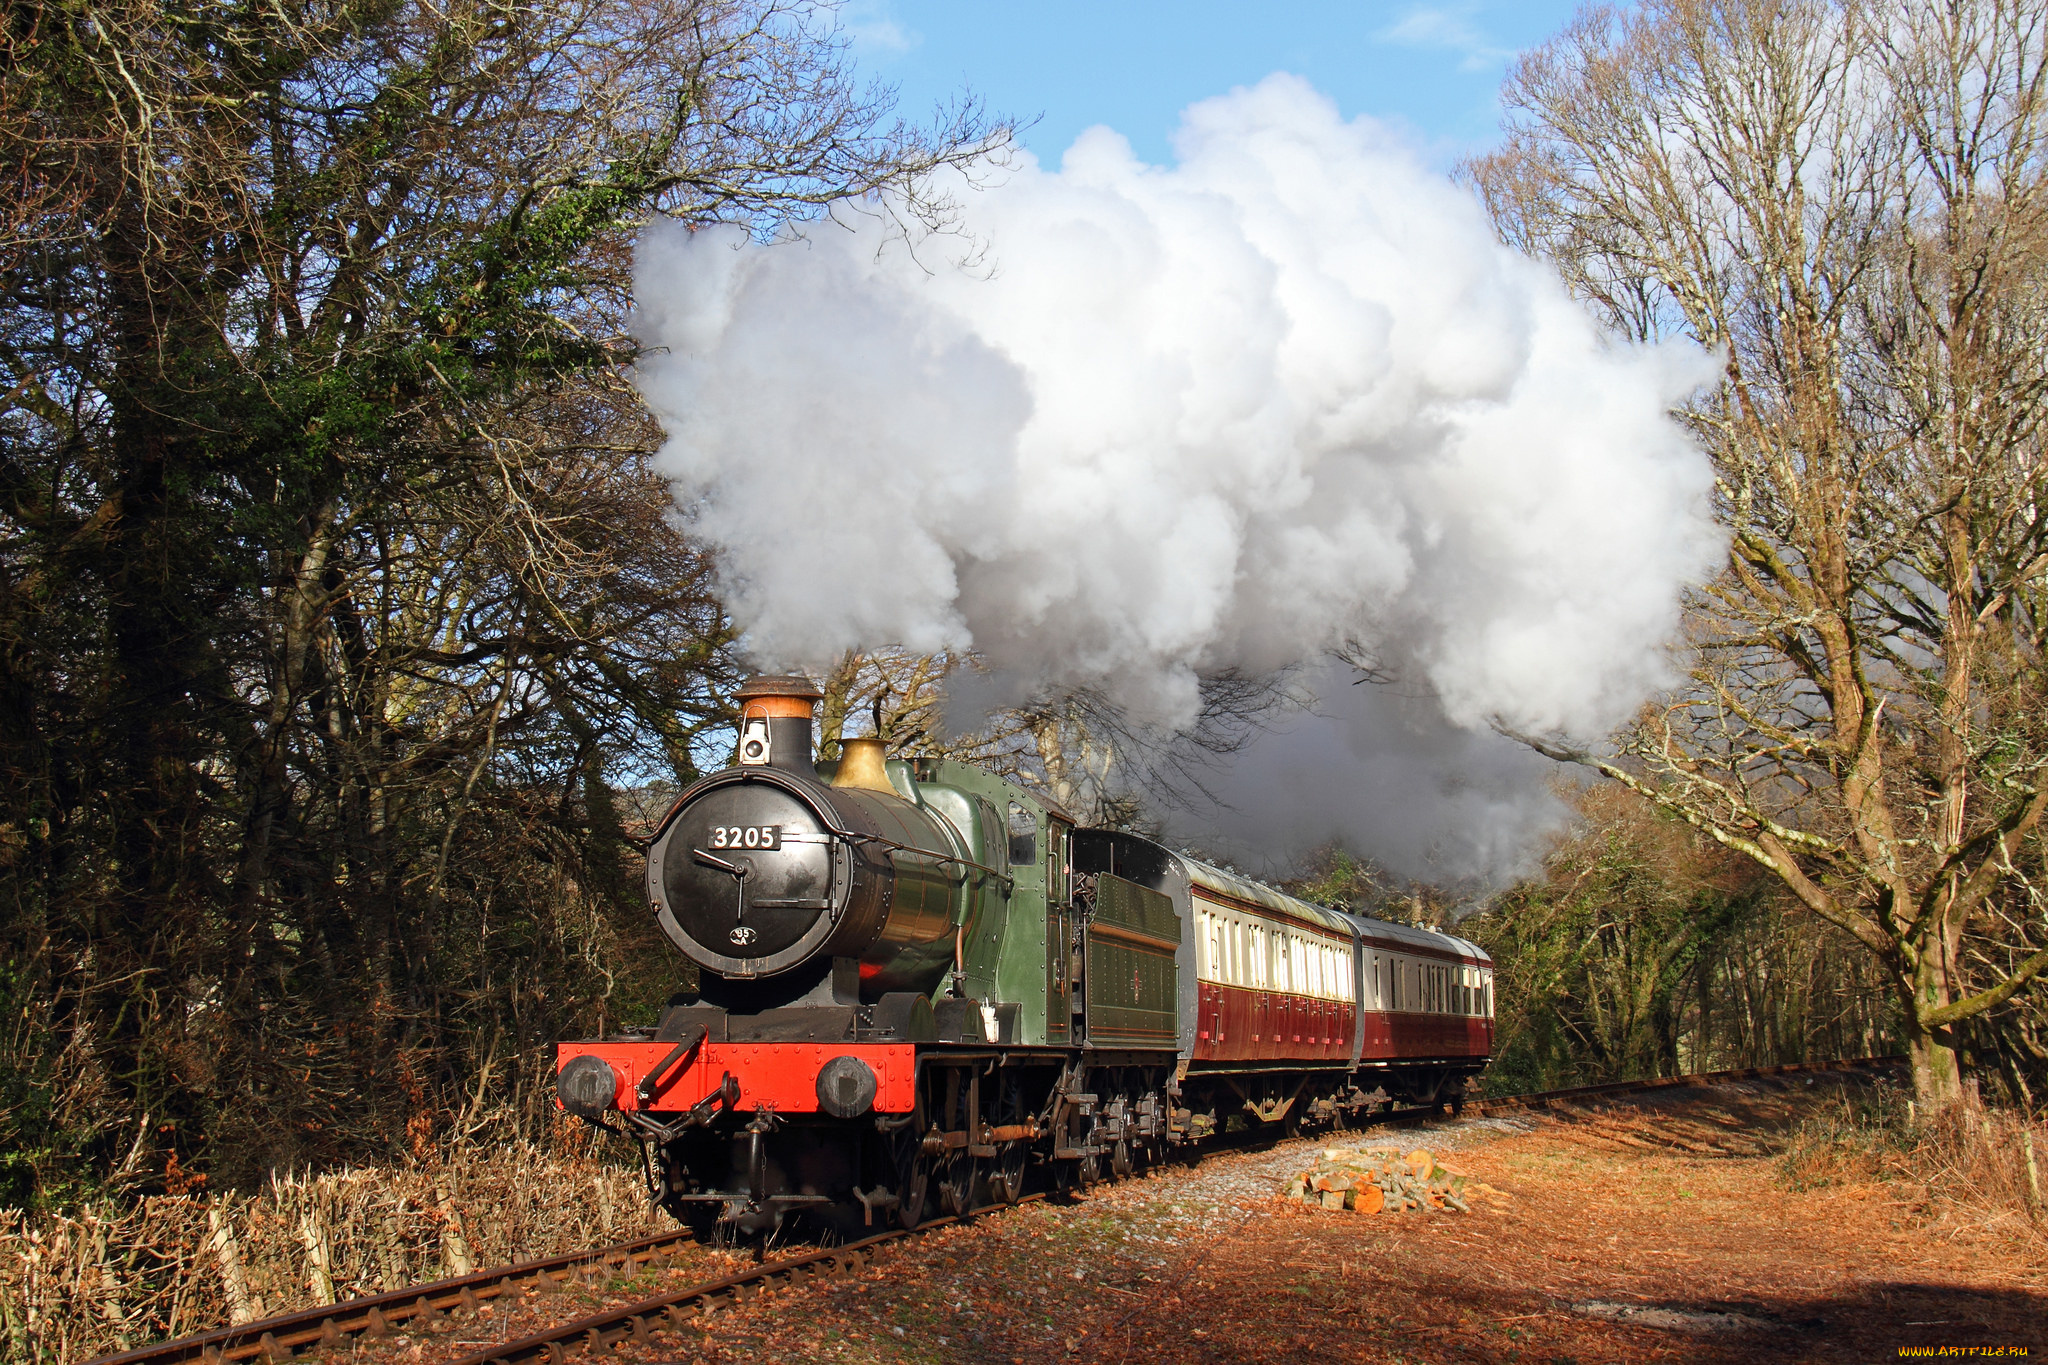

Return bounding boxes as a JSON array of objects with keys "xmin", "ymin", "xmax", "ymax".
[
  {"xmin": 897, "ymin": 1144, "xmax": 932, "ymax": 1230},
  {"xmin": 988, "ymin": 1142, "xmax": 1028, "ymax": 1204}
]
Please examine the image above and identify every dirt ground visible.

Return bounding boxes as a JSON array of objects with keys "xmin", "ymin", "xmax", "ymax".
[{"xmin": 363, "ymin": 1074, "xmax": 2047, "ymax": 1365}]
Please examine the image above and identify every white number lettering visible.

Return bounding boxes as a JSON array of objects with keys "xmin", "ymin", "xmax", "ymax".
[{"xmin": 705, "ymin": 824, "xmax": 779, "ymax": 851}]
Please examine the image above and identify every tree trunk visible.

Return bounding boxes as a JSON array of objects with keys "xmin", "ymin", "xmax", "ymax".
[{"xmin": 1903, "ymin": 1003, "xmax": 1962, "ymax": 1109}]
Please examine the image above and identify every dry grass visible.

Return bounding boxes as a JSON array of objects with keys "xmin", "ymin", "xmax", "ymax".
[
  {"xmin": 0, "ymin": 1136, "xmax": 664, "ymax": 1365},
  {"xmin": 1779, "ymin": 1081, "xmax": 2047, "ymax": 1254}
]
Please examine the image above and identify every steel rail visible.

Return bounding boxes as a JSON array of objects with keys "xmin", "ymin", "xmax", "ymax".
[
  {"xmin": 1463, "ymin": 1053, "xmax": 1903, "ymax": 1118},
  {"xmin": 439, "ymin": 1196, "xmax": 1047, "ymax": 1365},
  {"xmin": 83, "ymin": 1226, "xmax": 722, "ymax": 1365},
  {"xmin": 84, "ymin": 1053, "xmax": 1904, "ymax": 1365}
]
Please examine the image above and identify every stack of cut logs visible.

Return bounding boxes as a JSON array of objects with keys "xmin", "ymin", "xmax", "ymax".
[{"xmin": 1284, "ymin": 1146, "xmax": 1473, "ymax": 1214}]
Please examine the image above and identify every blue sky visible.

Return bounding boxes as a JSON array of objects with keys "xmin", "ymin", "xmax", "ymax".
[{"xmin": 844, "ymin": 1, "xmax": 1589, "ymax": 170}]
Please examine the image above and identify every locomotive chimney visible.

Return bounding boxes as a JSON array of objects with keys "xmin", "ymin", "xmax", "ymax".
[{"xmin": 733, "ymin": 674, "xmax": 823, "ymax": 775}]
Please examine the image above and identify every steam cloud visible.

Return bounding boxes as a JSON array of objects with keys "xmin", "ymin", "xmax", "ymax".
[
  {"xmin": 633, "ymin": 75, "xmax": 1721, "ymax": 876},
  {"xmin": 1159, "ymin": 662, "xmax": 1580, "ymax": 884}
]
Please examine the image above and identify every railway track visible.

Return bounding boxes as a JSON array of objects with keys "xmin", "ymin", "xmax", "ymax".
[
  {"xmin": 84, "ymin": 1225, "xmax": 725, "ymax": 1365},
  {"xmin": 1462, "ymin": 1053, "xmax": 1903, "ymax": 1117},
  {"xmin": 86, "ymin": 1053, "xmax": 1901, "ymax": 1365},
  {"xmin": 438, "ymin": 1197, "xmax": 1044, "ymax": 1365}
]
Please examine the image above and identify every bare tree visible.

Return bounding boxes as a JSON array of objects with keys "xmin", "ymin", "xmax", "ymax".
[
  {"xmin": 0, "ymin": 0, "xmax": 1009, "ymax": 1190},
  {"xmin": 1470, "ymin": 0, "xmax": 2048, "ymax": 1104}
]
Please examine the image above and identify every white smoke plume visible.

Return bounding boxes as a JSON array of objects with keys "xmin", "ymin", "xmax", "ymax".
[{"xmin": 633, "ymin": 74, "xmax": 1721, "ymax": 873}]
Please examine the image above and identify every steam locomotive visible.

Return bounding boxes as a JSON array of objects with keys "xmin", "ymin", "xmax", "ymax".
[{"xmin": 554, "ymin": 676, "xmax": 1494, "ymax": 1238}]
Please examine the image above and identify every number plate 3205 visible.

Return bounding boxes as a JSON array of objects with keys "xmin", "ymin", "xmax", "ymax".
[{"xmin": 708, "ymin": 824, "xmax": 781, "ymax": 850}]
